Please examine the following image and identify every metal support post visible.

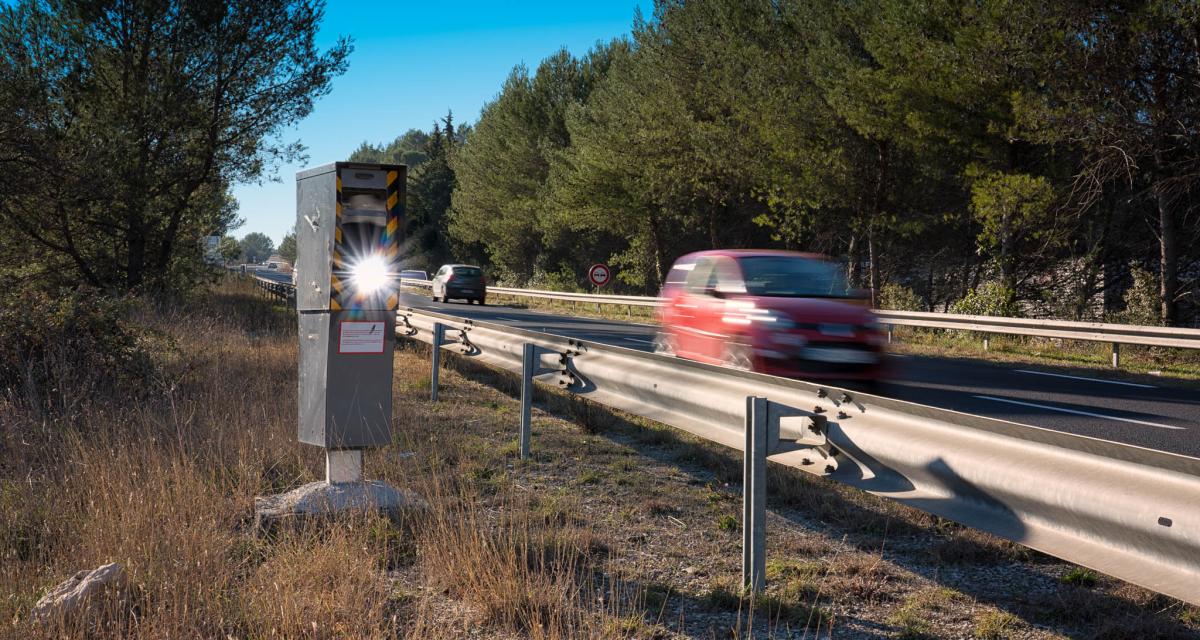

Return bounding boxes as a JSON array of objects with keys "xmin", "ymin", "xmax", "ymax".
[
  {"xmin": 520, "ymin": 343, "xmax": 534, "ymax": 460},
  {"xmin": 431, "ymin": 322, "xmax": 443, "ymax": 402},
  {"xmin": 983, "ymin": 335, "xmax": 990, "ymax": 351},
  {"xmin": 326, "ymin": 449, "xmax": 363, "ymax": 484},
  {"xmin": 743, "ymin": 396, "xmax": 767, "ymax": 593},
  {"xmin": 887, "ymin": 324, "xmax": 894, "ymax": 344},
  {"xmin": 1112, "ymin": 342, "xmax": 1120, "ymax": 368}
]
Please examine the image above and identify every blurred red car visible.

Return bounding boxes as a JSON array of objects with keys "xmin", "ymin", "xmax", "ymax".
[{"xmin": 654, "ymin": 250, "xmax": 886, "ymax": 383}]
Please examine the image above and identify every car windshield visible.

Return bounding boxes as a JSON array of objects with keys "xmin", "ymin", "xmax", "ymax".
[
  {"xmin": 452, "ymin": 267, "xmax": 482, "ymax": 278},
  {"xmin": 737, "ymin": 256, "xmax": 849, "ymax": 298}
]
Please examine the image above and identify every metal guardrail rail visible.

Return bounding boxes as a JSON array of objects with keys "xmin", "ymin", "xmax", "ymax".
[{"xmin": 397, "ymin": 306, "xmax": 1200, "ymax": 605}]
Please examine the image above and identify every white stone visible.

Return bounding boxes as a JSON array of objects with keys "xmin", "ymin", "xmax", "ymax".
[
  {"xmin": 32, "ymin": 562, "xmax": 124, "ymax": 623},
  {"xmin": 254, "ymin": 480, "xmax": 425, "ymax": 533}
]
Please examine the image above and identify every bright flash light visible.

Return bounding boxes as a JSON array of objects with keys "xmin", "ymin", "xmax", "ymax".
[{"xmin": 350, "ymin": 254, "xmax": 391, "ymax": 294}]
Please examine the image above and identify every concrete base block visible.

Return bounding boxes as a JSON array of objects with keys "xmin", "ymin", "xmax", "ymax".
[{"xmin": 253, "ymin": 480, "xmax": 425, "ymax": 534}]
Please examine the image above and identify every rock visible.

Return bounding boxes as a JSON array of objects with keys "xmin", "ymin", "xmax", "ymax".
[
  {"xmin": 254, "ymin": 480, "xmax": 426, "ymax": 535},
  {"xmin": 32, "ymin": 562, "xmax": 124, "ymax": 623}
]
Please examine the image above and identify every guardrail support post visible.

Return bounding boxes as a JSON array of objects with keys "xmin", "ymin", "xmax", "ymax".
[
  {"xmin": 887, "ymin": 324, "xmax": 894, "ymax": 344},
  {"xmin": 520, "ymin": 343, "xmax": 534, "ymax": 460},
  {"xmin": 743, "ymin": 396, "xmax": 767, "ymax": 593},
  {"xmin": 431, "ymin": 322, "xmax": 443, "ymax": 402},
  {"xmin": 983, "ymin": 335, "xmax": 990, "ymax": 351},
  {"xmin": 1111, "ymin": 342, "xmax": 1120, "ymax": 368}
]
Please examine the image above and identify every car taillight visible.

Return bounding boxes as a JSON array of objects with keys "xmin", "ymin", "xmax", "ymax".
[
  {"xmin": 481, "ymin": 275, "xmax": 487, "ymax": 285},
  {"xmin": 446, "ymin": 273, "xmax": 456, "ymax": 282}
]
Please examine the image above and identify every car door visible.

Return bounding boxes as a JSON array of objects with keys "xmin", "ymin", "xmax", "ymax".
[
  {"xmin": 692, "ymin": 257, "xmax": 745, "ymax": 361},
  {"xmin": 433, "ymin": 266, "xmax": 448, "ymax": 298},
  {"xmin": 674, "ymin": 258, "xmax": 716, "ymax": 357}
]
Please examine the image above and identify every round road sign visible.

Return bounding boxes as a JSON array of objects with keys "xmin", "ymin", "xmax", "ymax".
[{"xmin": 588, "ymin": 263, "xmax": 611, "ymax": 287}]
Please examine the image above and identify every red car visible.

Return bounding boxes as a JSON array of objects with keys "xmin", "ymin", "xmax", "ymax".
[{"xmin": 654, "ymin": 250, "xmax": 886, "ymax": 383}]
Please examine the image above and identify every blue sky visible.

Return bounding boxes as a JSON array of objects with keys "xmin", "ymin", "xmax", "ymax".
[{"xmin": 234, "ymin": 1, "xmax": 651, "ymax": 246}]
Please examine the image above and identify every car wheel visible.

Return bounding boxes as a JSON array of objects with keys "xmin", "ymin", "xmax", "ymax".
[
  {"xmin": 722, "ymin": 341, "xmax": 754, "ymax": 371},
  {"xmin": 652, "ymin": 331, "xmax": 676, "ymax": 356},
  {"xmin": 478, "ymin": 298, "xmax": 486, "ymax": 306}
]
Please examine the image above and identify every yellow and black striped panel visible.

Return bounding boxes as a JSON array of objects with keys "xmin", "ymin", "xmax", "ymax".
[
  {"xmin": 383, "ymin": 169, "xmax": 404, "ymax": 311},
  {"xmin": 329, "ymin": 165, "xmax": 405, "ymax": 312}
]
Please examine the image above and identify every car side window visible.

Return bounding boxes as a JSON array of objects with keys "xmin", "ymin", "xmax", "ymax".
[
  {"xmin": 713, "ymin": 258, "xmax": 746, "ymax": 294},
  {"xmin": 684, "ymin": 258, "xmax": 716, "ymax": 295}
]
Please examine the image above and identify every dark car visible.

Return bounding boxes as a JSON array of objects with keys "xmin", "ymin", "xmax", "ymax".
[
  {"xmin": 432, "ymin": 264, "xmax": 487, "ymax": 304},
  {"xmin": 654, "ymin": 250, "xmax": 886, "ymax": 383}
]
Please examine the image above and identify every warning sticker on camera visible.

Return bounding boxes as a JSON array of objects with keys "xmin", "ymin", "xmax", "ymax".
[{"xmin": 338, "ymin": 321, "xmax": 386, "ymax": 354}]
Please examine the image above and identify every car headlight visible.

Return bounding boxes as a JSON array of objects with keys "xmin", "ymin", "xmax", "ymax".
[{"xmin": 756, "ymin": 310, "xmax": 796, "ymax": 329}]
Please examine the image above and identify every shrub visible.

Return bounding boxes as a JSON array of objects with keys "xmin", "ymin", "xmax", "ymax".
[
  {"xmin": 878, "ymin": 283, "xmax": 924, "ymax": 311},
  {"xmin": 1115, "ymin": 265, "xmax": 1162, "ymax": 326},
  {"xmin": 950, "ymin": 282, "xmax": 1019, "ymax": 317},
  {"xmin": 0, "ymin": 283, "xmax": 154, "ymax": 417}
]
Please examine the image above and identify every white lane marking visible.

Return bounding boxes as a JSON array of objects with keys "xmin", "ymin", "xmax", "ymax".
[
  {"xmin": 1014, "ymin": 369, "xmax": 1156, "ymax": 389},
  {"xmin": 973, "ymin": 395, "xmax": 1184, "ymax": 430}
]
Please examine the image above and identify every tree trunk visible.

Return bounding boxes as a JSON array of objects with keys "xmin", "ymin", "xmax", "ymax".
[
  {"xmin": 846, "ymin": 233, "xmax": 860, "ymax": 289},
  {"xmin": 867, "ymin": 224, "xmax": 880, "ymax": 308},
  {"xmin": 648, "ymin": 211, "xmax": 666, "ymax": 291},
  {"xmin": 1157, "ymin": 183, "xmax": 1178, "ymax": 326}
]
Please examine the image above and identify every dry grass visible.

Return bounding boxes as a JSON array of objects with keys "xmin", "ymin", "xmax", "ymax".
[{"xmin": 3, "ymin": 277, "xmax": 1198, "ymax": 639}]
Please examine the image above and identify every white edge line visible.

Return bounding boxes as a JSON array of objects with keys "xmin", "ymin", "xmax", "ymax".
[
  {"xmin": 1014, "ymin": 369, "xmax": 1156, "ymax": 389},
  {"xmin": 973, "ymin": 395, "xmax": 1184, "ymax": 430}
]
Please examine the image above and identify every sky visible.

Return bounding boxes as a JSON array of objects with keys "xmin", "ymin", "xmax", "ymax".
[{"xmin": 233, "ymin": 0, "xmax": 651, "ymax": 247}]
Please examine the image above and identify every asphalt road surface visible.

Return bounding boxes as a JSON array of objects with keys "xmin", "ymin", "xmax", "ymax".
[{"xmin": 398, "ymin": 291, "xmax": 1200, "ymax": 458}]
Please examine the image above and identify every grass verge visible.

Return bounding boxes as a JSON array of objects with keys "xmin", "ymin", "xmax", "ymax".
[{"xmin": 2, "ymin": 277, "xmax": 1197, "ymax": 639}]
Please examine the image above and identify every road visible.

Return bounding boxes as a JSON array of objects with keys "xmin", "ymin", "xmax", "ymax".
[
  {"xmin": 255, "ymin": 270, "xmax": 292, "ymax": 284},
  {"xmin": 398, "ymin": 291, "xmax": 1200, "ymax": 458}
]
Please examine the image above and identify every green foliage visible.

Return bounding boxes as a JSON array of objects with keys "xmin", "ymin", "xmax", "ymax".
[
  {"xmin": 969, "ymin": 172, "xmax": 1059, "ymax": 288},
  {"xmin": 1060, "ymin": 566, "xmax": 1098, "ymax": 587},
  {"xmin": 240, "ymin": 233, "xmax": 275, "ymax": 264},
  {"xmin": 973, "ymin": 610, "xmax": 1021, "ymax": 639},
  {"xmin": 0, "ymin": 283, "xmax": 154, "ymax": 416},
  {"xmin": 1116, "ymin": 266, "xmax": 1163, "ymax": 327},
  {"xmin": 951, "ymin": 282, "xmax": 1020, "ymax": 317},
  {"xmin": 277, "ymin": 232, "xmax": 297, "ymax": 264},
  {"xmin": 715, "ymin": 514, "xmax": 738, "ymax": 533},
  {"xmin": 879, "ymin": 283, "xmax": 925, "ymax": 311},
  {"xmin": 349, "ymin": 128, "xmax": 432, "ymax": 169},
  {"xmin": 451, "ymin": 42, "xmax": 631, "ymax": 285},
  {"xmin": 218, "ymin": 236, "xmax": 242, "ymax": 263},
  {"xmin": 0, "ymin": 0, "xmax": 349, "ymax": 294}
]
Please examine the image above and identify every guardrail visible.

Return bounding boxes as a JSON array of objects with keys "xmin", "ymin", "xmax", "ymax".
[
  {"xmin": 397, "ymin": 306, "xmax": 1200, "ymax": 605},
  {"xmin": 398, "ymin": 278, "xmax": 1200, "ymax": 366},
  {"xmin": 250, "ymin": 274, "xmax": 296, "ymax": 308},
  {"xmin": 399, "ymin": 278, "xmax": 663, "ymax": 308}
]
